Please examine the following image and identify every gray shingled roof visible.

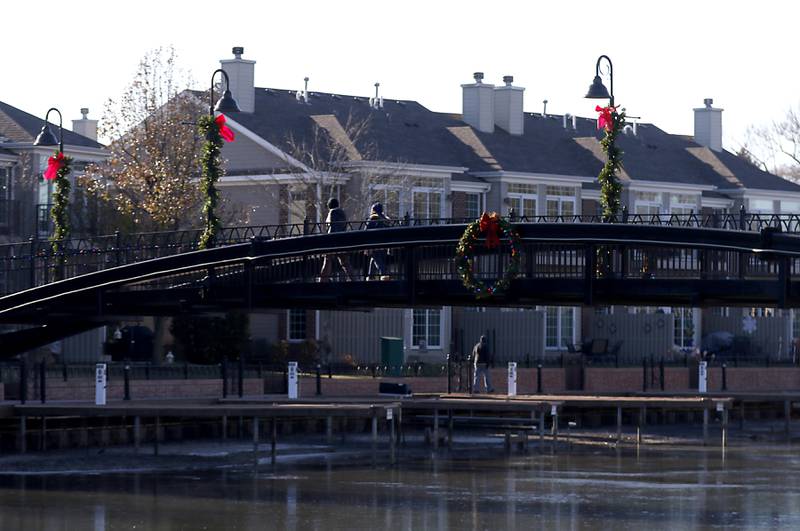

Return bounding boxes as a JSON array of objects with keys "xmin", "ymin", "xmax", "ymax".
[
  {"xmin": 222, "ymin": 87, "xmax": 800, "ymax": 194},
  {"xmin": 0, "ymin": 100, "xmax": 104, "ymax": 149}
]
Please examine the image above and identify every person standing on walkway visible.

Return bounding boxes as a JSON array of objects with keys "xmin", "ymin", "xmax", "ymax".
[
  {"xmin": 366, "ymin": 202, "xmax": 389, "ymax": 280},
  {"xmin": 472, "ymin": 335, "xmax": 494, "ymax": 393},
  {"xmin": 319, "ymin": 198, "xmax": 351, "ymax": 280}
]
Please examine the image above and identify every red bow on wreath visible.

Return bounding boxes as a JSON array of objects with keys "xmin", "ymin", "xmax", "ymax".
[
  {"xmin": 215, "ymin": 114, "xmax": 235, "ymax": 142},
  {"xmin": 595, "ymin": 105, "xmax": 616, "ymax": 132},
  {"xmin": 44, "ymin": 151, "xmax": 66, "ymax": 181},
  {"xmin": 479, "ymin": 212, "xmax": 501, "ymax": 249}
]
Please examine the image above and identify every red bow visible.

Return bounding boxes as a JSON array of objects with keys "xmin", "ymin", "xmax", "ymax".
[
  {"xmin": 596, "ymin": 105, "xmax": 616, "ymax": 132},
  {"xmin": 44, "ymin": 151, "xmax": 66, "ymax": 181},
  {"xmin": 479, "ymin": 212, "xmax": 501, "ymax": 249},
  {"xmin": 215, "ymin": 114, "xmax": 235, "ymax": 142}
]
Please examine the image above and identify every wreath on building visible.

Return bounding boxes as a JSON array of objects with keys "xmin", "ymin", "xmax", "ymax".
[{"xmin": 455, "ymin": 212, "xmax": 522, "ymax": 299}]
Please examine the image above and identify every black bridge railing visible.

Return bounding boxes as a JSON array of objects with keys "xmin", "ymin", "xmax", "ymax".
[{"xmin": 1, "ymin": 209, "xmax": 800, "ymax": 296}]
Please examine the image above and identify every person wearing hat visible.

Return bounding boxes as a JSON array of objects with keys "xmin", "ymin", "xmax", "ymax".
[
  {"xmin": 472, "ymin": 335, "xmax": 495, "ymax": 393},
  {"xmin": 319, "ymin": 197, "xmax": 351, "ymax": 280},
  {"xmin": 366, "ymin": 202, "xmax": 389, "ymax": 280}
]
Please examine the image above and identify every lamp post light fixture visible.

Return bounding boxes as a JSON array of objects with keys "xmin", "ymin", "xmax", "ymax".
[
  {"xmin": 585, "ymin": 54, "xmax": 614, "ymax": 107},
  {"xmin": 33, "ymin": 107, "xmax": 64, "ymax": 153},
  {"xmin": 209, "ymin": 68, "xmax": 240, "ymax": 116}
]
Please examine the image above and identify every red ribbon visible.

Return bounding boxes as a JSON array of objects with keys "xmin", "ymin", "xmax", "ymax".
[
  {"xmin": 44, "ymin": 151, "xmax": 65, "ymax": 181},
  {"xmin": 596, "ymin": 105, "xmax": 616, "ymax": 132},
  {"xmin": 215, "ymin": 114, "xmax": 235, "ymax": 142},
  {"xmin": 479, "ymin": 212, "xmax": 501, "ymax": 249}
]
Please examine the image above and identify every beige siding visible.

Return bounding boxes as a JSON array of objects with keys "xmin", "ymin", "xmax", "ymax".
[
  {"xmin": 586, "ymin": 312, "xmax": 673, "ymax": 362},
  {"xmin": 453, "ymin": 309, "xmax": 545, "ymax": 363},
  {"xmin": 221, "ymin": 134, "xmax": 291, "ymax": 172},
  {"xmin": 219, "ymin": 183, "xmax": 281, "ymax": 225},
  {"xmin": 319, "ymin": 309, "xmax": 404, "ymax": 363}
]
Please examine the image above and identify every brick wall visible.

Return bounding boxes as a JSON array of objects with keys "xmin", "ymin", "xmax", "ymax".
[{"xmin": 23, "ymin": 378, "xmax": 263, "ymax": 401}]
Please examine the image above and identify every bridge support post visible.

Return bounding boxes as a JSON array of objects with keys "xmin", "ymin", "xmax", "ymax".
[
  {"xmin": 19, "ymin": 416, "xmax": 26, "ymax": 453},
  {"xmin": 584, "ymin": 245, "xmax": 595, "ymax": 306},
  {"xmin": 134, "ymin": 416, "xmax": 141, "ymax": 453},
  {"xmin": 722, "ymin": 406, "xmax": 729, "ymax": 449}
]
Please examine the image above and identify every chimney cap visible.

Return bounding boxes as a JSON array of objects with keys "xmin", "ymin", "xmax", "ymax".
[
  {"xmin": 80, "ymin": 108, "xmax": 89, "ymax": 118},
  {"xmin": 704, "ymin": 98, "xmax": 713, "ymax": 108},
  {"xmin": 232, "ymin": 46, "xmax": 244, "ymax": 58},
  {"xmin": 473, "ymin": 72, "xmax": 484, "ymax": 83},
  {"xmin": 502, "ymin": 75, "xmax": 514, "ymax": 85}
]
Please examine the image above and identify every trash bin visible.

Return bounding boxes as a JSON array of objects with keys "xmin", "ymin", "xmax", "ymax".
[{"xmin": 380, "ymin": 337, "xmax": 404, "ymax": 376}]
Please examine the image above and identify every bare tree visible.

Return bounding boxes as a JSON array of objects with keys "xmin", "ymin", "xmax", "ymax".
[
  {"xmin": 741, "ymin": 104, "xmax": 800, "ymax": 182},
  {"xmin": 81, "ymin": 47, "xmax": 206, "ymax": 232}
]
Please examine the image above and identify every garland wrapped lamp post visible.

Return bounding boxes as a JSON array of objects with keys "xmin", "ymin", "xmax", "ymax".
[
  {"xmin": 197, "ymin": 68, "xmax": 239, "ymax": 249},
  {"xmin": 585, "ymin": 54, "xmax": 625, "ymax": 220},
  {"xmin": 33, "ymin": 107, "xmax": 72, "ymax": 280}
]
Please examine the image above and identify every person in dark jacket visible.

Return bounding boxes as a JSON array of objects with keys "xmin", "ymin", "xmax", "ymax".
[
  {"xmin": 319, "ymin": 198, "xmax": 351, "ymax": 280},
  {"xmin": 472, "ymin": 335, "xmax": 495, "ymax": 393},
  {"xmin": 366, "ymin": 202, "xmax": 389, "ymax": 280}
]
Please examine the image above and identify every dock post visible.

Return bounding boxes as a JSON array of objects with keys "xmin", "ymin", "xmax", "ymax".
[
  {"xmin": 537, "ymin": 364, "xmax": 542, "ymax": 394},
  {"xmin": 134, "ymin": 416, "xmax": 141, "ymax": 453},
  {"xmin": 271, "ymin": 419, "xmax": 277, "ymax": 465},
  {"xmin": 19, "ymin": 416, "xmax": 26, "ymax": 453},
  {"xmin": 637, "ymin": 408, "xmax": 644, "ymax": 445},
  {"xmin": 616, "ymin": 406, "xmax": 622, "ymax": 443},
  {"xmin": 552, "ymin": 408, "xmax": 559, "ymax": 444},
  {"xmin": 785, "ymin": 400, "xmax": 791, "ymax": 442},
  {"xmin": 40, "ymin": 417, "xmax": 46, "ymax": 451},
  {"xmin": 326, "ymin": 416, "xmax": 333, "ymax": 444},
  {"xmin": 447, "ymin": 410, "xmax": 453, "ymax": 449},
  {"xmin": 252, "ymin": 417, "xmax": 259, "ymax": 460},
  {"xmin": 221, "ymin": 415, "xmax": 228, "ymax": 443},
  {"xmin": 433, "ymin": 408, "xmax": 439, "ymax": 450},
  {"xmin": 739, "ymin": 401, "xmax": 745, "ymax": 431},
  {"xmin": 539, "ymin": 410, "xmax": 545, "ymax": 447},
  {"xmin": 722, "ymin": 406, "xmax": 728, "ymax": 448},
  {"xmin": 397, "ymin": 407, "xmax": 404, "ymax": 446},
  {"xmin": 154, "ymin": 417, "xmax": 160, "ymax": 456},
  {"xmin": 390, "ymin": 411, "xmax": 396, "ymax": 465},
  {"xmin": 372, "ymin": 409, "xmax": 378, "ymax": 454},
  {"xmin": 702, "ymin": 408, "xmax": 709, "ymax": 446}
]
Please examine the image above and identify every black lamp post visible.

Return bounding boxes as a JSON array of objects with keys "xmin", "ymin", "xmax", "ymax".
[
  {"xmin": 33, "ymin": 107, "xmax": 64, "ymax": 153},
  {"xmin": 209, "ymin": 68, "xmax": 240, "ymax": 116},
  {"xmin": 585, "ymin": 55, "xmax": 614, "ymax": 107}
]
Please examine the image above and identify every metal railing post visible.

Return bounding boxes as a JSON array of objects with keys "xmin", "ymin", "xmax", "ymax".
[
  {"xmin": 221, "ymin": 359, "xmax": 228, "ymax": 398},
  {"xmin": 238, "ymin": 356, "xmax": 244, "ymax": 398},
  {"xmin": 39, "ymin": 361, "xmax": 46, "ymax": 404},
  {"xmin": 537, "ymin": 363, "xmax": 543, "ymax": 394},
  {"xmin": 123, "ymin": 361, "xmax": 131, "ymax": 401},
  {"xmin": 316, "ymin": 364, "xmax": 322, "ymax": 396},
  {"xmin": 28, "ymin": 236, "xmax": 37, "ymax": 289},
  {"xmin": 20, "ymin": 359, "xmax": 27, "ymax": 404},
  {"xmin": 722, "ymin": 363, "xmax": 728, "ymax": 391}
]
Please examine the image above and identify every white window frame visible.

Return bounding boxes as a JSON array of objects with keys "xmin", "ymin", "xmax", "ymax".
[
  {"xmin": 544, "ymin": 306, "xmax": 576, "ymax": 350},
  {"xmin": 669, "ymin": 193, "xmax": 697, "ymax": 215},
  {"xmin": 411, "ymin": 186, "xmax": 445, "ymax": 220},
  {"xmin": 464, "ymin": 192, "xmax": 482, "ymax": 219},
  {"xmin": 634, "ymin": 191, "xmax": 661, "ymax": 216},
  {"xmin": 411, "ymin": 308, "xmax": 443, "ymax": 349},
  {"xmin": 287, "ymin": 309, "xmax": 307, "ymax": 342},
  {"xmin": 673, "ymin": 307, "xmax": 695, "ymax": 348}
]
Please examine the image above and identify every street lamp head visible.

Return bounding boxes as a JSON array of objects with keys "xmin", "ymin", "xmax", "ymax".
[
  {"xmin": 33, "ymin": 123, "xmax": 59, "ymax": 147},
  {"xmin": 585, "ymin": 75, "xmax": 611, "ymax": 100},
  {"xmin": 214, "ymin": 88, "xmax": 241, "ymax": 113}
]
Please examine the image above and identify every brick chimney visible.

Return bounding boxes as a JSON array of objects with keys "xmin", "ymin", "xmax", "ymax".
[
  {"xmin": 220, "ymin": 46, "xmax": 255, "ymax": 113},
  {"xmin": 693, "ymin": 98, "xmax": 723, "ymax": 152},
  {"xmin": 461, "ymin": 72, "xmax": 494, "ymax": 133},
  {"xmin": 71, "ymin": 108, "xmax": 97, "ymax": 141},
  {"xmin": 493, "ymin": 75, "xmax": 524, "ymax": 135}
]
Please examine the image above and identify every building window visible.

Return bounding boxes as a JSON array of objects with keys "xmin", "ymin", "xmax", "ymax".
[
  {"xmin": 670, "ymin": 194, "xmax": 696, "ymax": 215},
  {"xmin": 673, "ymin": 307, "xmax": 694, "ymax": 348},
  {"xmin": 287, "ymin": 187, "xmax": 308, "ymax": 225},
  {"xmin": 749, "ymin": 199, "xmax": 774, "ymax": 214},
  {"xmin": 412, "ymin": 309, "xmax": 441, "ymax": 348},
  {"xmin": 711, "ymin": 307, "xmax": 731, "ymax": 317},
  {"xmin": 412, "ymin": 188, "xmax": 443, "ymax": 220},
  {"xmin": 545, "ymin": 186, "xmax": 576, "ymax": 217},
  {"xmin": 749, "ymin": 307, "xmax": 775, "ymax": 317},
  {"xmin": 369, "ymin": 185, "xmax": 402, "ymax": 219},
  {"xmin": 465, "ymin": 193, "xmax": 481, "ymax": 219},
  {"xmin": 507, "ymin": 184, "xmax": 537, "ymax": 218},
  {"xmin": 634, "ymin": 191, "xmax": 661, "ymax": 216},
  {"xmin": 545, "ymin": 306, "xmax": 575, "ymax": 349},
  {"xmin": 287, "ymin": 309, "xmax": 307, "ymax": 342}
]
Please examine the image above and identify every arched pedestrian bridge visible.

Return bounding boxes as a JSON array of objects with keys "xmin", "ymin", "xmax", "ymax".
[{"xmin": 3, "ymin": 213, "xmax": 800, "ymax": 355}]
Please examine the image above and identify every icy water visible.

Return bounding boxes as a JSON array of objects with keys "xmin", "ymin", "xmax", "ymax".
[{"xmin": 0, "ymin": 446, "xmax": 799, "ymax": 530}]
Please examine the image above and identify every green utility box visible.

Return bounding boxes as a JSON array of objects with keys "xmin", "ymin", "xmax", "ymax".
[{"xmin": 380, "ymin": 337, "xmax": 404, "ymax": 376}]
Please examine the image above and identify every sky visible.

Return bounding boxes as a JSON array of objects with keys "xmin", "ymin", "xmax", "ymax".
[{"xmin": 5, "ymin": 0, "xmax": 799, "ymax": 153}]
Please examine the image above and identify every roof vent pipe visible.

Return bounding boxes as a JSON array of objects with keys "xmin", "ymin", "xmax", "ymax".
[
  {"xmin": 563, "ymin": 113, "xmax": 575, "ymax": 130},
  {"xmin": 542, "ymin": 100, "xmax": 548, "ymax": 117}
]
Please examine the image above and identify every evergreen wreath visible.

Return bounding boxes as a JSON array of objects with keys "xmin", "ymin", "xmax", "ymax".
[
  {"xmin": 197, "ymin": 115, "xmax": 225, "ymax": 249},
  {"xmin": 455, "ymin": 212, "xmax": 522, "ymax": 299},
  {"xmin": 595, "ymin": 105, "xmax": 626, "ymax": 219}
]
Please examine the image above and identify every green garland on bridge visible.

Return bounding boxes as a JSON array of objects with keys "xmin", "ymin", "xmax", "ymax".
[
  {"xmin": 198, "ymin": 115, "xmax": 224, "ymax": 250},
  {"xmin": 596, "ymin": 105, "xmax": 626, "ymax": 219},
  {"xmin": 455, "ymin": 212, "xmax": 522, "ymax": 299}
]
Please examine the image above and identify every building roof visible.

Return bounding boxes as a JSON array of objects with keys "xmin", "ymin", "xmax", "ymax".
[
  {"xmin": 0, "ymin": 100, "xmax": 104, "ymax": 149},
  {"xmin": 223, "ymin": 87, "xmax": 800, "ymax": 195}
]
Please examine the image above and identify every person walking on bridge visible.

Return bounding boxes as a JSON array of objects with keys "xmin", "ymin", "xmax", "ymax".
[
  {"xmin": 472, "ymin": 335, "xmax": 495, "ymax": 393},
  {"xmin": 320, "ymin": 198, "xmax": 351, "ymax": 281},
  {"xmin": 365, "ymin": 202, "xmax": 390, "ymax": 280}
]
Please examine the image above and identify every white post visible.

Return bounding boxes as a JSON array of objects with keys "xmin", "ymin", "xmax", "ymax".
[
  {"xmin": 507, "ymin": 362, "xmax": 517, "ymax": 397},
  {"xmin": 95, "ymin": 363, "xmax": 107, "ymax": 406},
  {"xmin": 698, "ymin": 361, "xmax": 708, "ymax": 394},
  {"xmin": 287, "ymin": 361, "xmax": 298, "ymax": 400}
]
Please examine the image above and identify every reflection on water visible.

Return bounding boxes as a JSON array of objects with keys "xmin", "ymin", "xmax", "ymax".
[{"xmin": 1, "ymin": 447, "xmax": 799, "ymax": 530}]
